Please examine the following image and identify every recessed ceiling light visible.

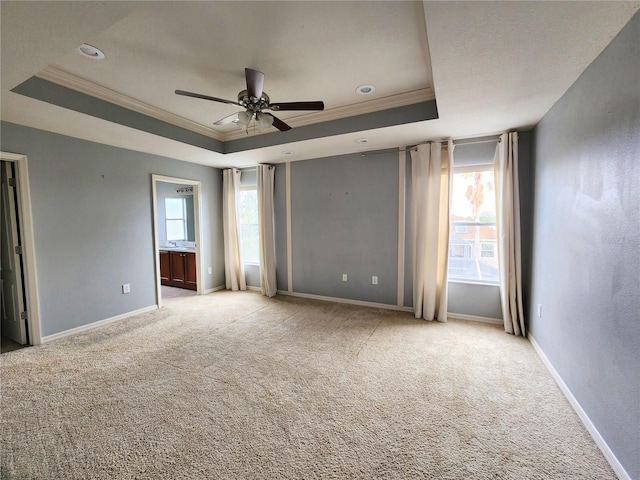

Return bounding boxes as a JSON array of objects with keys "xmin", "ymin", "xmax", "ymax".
[
  {"xmin": 355, "ymin": 138, "xmax": 370, "ymax": 144},
  {"xmin": 281, "ymin": 150, "xmax": 294, "ymax": 155},
  {"xmin": 75, "ymin": 44, "xmax": 105, "ymax": 60},
  {"xmin": 232, "ymin": 119, "xmax": 240, "ymax": 123},
  {"xmin": 356, "ymin": 84, "xmax": 375, "ymax": 95}
]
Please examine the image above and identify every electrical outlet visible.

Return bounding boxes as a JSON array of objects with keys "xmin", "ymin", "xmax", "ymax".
[
  {"xmin": 537, "ymin": 304, "xmax": 542, "ymax": 318},
  {"xmin": 122, "ymin": 283, "xmax": 131, "ymax": 294},
  {"xmin": 208, "ymin": 267, "xmax": 212, "ymax": 275},
  {"xmin": 372, "ymin": 276, "xmax": 378, "ymax": 285},
  {"xmin": 342, "ymin": 274, "xmax": 348, "ymax": 282}
]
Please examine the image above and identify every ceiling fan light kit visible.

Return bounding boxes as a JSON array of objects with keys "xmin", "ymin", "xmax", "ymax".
[
  {"xmin": 257, "ymin": 113, "xmax": 274, "ymax": 132},
  {"xmin": 175, "ymin": 67, "xmax": 324, "ymax": 133},
  {"xmin": 237, "ymin": 110, "xmax": 253, "ymax": 126}
]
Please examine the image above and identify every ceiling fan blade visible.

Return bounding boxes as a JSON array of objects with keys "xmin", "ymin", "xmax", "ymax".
[
  {"xmin": 213, "ymin": 112, "xmax": 239, "ymax": 126},
  {"xmin": 175, "ymin": 90, "xmax": 241, "ymax": 107},
  {"xmin": 269, "ymin": 101, "xmax": 325, "ymax": 111},
  {"xmin": 264, "ymin": 113, "xmax": 291, "ymax": 132},
  {"xmin": 245, "ymin": 68, "xmax": 265, "ymax": 101}
]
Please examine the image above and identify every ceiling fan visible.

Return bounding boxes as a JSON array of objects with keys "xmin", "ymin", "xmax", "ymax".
[{"xmin": 175, "ymin": 68, "xmax": 324, "ymax": 132}]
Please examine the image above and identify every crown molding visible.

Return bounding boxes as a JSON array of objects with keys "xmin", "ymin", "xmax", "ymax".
[
  {"xmin": 223, "ymin": 87, "xmax": 436, "ymax": 141},
  {"xmin": 37, "ymin": 66, "xmax": 434, "ymax": 144},
  {"xmin": 37, "ymin": 66, "xmax": 225, "ymax": 141}
]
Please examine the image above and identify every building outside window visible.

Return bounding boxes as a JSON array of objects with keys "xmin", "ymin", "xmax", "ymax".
[{"xmin": 447, "ymin": 165, "xmax": 499, "ymax": 283}]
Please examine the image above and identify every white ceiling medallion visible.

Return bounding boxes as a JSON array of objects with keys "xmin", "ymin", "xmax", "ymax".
[
  {"xmin": 356, "ymin": 84, "xmax": 376, "ymax": 95},
  {"xmin": 355, "ymin": 138, "xmax": 370, "ymax": 144},
  {"xmin": 75, "ymin": 44, "xmax": 105, "ymax": 60}
]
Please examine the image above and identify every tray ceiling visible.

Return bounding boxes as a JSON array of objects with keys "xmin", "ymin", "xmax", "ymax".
[{"xmin": 1, "ymin": 1, "xmax": 638, "ymax": 168}]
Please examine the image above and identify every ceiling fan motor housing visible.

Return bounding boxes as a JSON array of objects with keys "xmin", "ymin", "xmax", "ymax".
[{"xmin": 238, "ymin": 89, "xmax": 270, "ymax": 113}]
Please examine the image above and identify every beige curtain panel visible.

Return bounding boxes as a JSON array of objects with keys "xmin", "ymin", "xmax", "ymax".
[
  {"xmin": 494, "ymin": 132, "xmax": 526, "ymax": 336},
  {"xmin": 257, "ymin": 164, "xmax": 277, "ymax": 297},
  {"xmin": 411, "ymin": 141, "xmax": 453, "ymax": 321},
  {"xmin": 222, "ymin": 168, "xmax": 246, "ymax": 291}
]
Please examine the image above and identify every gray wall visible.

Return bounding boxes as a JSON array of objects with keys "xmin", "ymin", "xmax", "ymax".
[
  {"xmin": 287, "ymin": 152, "xmax": 399, "ymax": 305},
  {"xmin": 273, "ymin": 137, "xmax": 531, "ymax": 317},
  {"xmin": 155, "ymin": 181, "xmax": 195, "ymax": 247},
  {"xmin": 527, "ymin": 12, "xmax": 639, "ymax": 479},
  {"xmin": 447, "ymin": 282, "xmax": 502, "ymax": 319},
  {"xmin": 274, "ymin": 165, "xmax": 288, "ymax": 291},
  {"xmin": 0, "ymin": 122, "xmax": 224, "ymax": 337}
]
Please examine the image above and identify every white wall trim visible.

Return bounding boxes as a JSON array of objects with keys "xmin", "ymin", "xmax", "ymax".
[
  {"xmin": 397, "ymin": 148, "xmax": 406, "ymax": 307},
  {"xmin": 447, "ymin": 312, "xmax": 503, "ymax": 325},
  {"xmin": 204, "ymin": 285, "xmax": 226, "ymax": 294},
  {"xmin": 37, "ymin": 65, "xmax": 434, "ymax": 144},
  {"xmin": 277, "ymin": 290, "xmax": 413, "ymax": 313},
  {"xmin": 285, "ymin": 162, "xmax": 293, "ymax": 293},
  {"xmin": 41, "ymin": 305, "xmax": 158, "ymax": 344},
  {"xmin": 1, "ymin": 151, "xmax": 42, "ymax": 345},
  {"xmin": 529, "ymin": 334, "xmax": 631, "ymax": 480},
  {"xmin": 37, "ymin": 66, "xmax": 224, "ymax": 141}
]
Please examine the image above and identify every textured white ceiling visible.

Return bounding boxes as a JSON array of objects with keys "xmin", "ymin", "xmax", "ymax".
[
  {"xmin": 422, "ymin": 1, "xmax": 640, "ymax": 136},
  {"xmin": 1, "ymin": 1, "xmax": 639, "ymax": 168},
  {"xmin": 45, "ymin": 1, "xmax": 432, "ymax": 132}
]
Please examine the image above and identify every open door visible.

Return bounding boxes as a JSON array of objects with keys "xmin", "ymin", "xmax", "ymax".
[
  {"xmin": 1, "ymin": 161, "xmax": 28, "ymax": 345},
  {"xmin": 152, "ymin": 175, "xmax": 204, "ymax": 308}
]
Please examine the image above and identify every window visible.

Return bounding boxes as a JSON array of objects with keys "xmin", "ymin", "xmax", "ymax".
[
  {"xmin": 238, "ymin": 187, "xmax": 259, "ymax": 264},
  {"xmin": 480, "ymin": 243, "xmax": 495, "ymax": 258},
  {"xmin": 165, "ymin": 197, "xmax": 187, "ymax": 241},
  {"xmin": 448, "ymin": 166, "xmax": 499, "ymax": 283}
]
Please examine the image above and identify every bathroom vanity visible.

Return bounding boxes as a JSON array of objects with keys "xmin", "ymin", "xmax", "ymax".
[{"xmin": 159, "ymin": 248, "xmax": 197, "ymax": 290}]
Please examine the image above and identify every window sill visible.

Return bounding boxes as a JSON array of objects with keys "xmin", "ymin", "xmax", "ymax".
[
  {"xmin": 447, "ymin": 279, "xmax": 500, "ymax": 287},
  {"xmin": 243, "ymin": 262, "xmax": 260, "ymax": 267}
]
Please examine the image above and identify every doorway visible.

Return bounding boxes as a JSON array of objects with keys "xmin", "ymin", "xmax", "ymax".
[
  {"xmin": 0, "ymin": 152, "xmax": 41, "ymax": 350},
  {"xmin": 152, "ymin": 175, "xmax": 203, "ymax": 307}
]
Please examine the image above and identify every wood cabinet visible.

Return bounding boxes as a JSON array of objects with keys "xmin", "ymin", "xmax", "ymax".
[
  {"xmin": 160, "ymin": 250, "xmax": 197, "ymax": 290},
  {"xmin": 185, "ymin": 252, "xmax": 197, "ymax": 290}
]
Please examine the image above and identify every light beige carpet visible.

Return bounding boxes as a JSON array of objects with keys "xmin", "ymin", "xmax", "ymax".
[{"xmin": 1, "ymin": 291, "xmax": 615, "ymax": 479}]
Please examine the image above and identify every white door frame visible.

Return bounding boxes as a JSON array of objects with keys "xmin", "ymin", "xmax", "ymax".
[
  {"xmin": 0, "ymin": 152, "xmax": 42, "ymax": 345},
  {"xmin": 151, "ymin": 174, "xmax": 204, "ymax": 308}
]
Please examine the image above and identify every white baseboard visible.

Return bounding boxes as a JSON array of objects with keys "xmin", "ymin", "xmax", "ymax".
[
  {"xmin": 204, "ymin": 285, "xmax": 225, "ymax": 294},
  {"xmin": 41, "ymin": 305, "xmax": 158, "ymax": 343},
  {"xmin": 529, "ymin": 334, "xmax": 631, "ymax": 480},
  {"xmin": 277, "ymin": 290, "xmax": 413, "ymax": 312},
  {"xmin": 246, "ymin": 286, "xmax": 262, "ymax": 292},
  {"xmin": 447, "ymin": 312, "xmax": 503, "ymax": 325}
]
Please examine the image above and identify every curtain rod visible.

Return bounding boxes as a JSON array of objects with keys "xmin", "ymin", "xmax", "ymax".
[
  {"xmin": 220, "ymin": 164, "xmax": 274, "ymax": 173},
  {"xmin": 454, "ymin": 137, "xmax": 501, "ymax": 146},
  {"xmin": 406, "ymin": 135, "xmax": 505, "ymax": 152}
]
